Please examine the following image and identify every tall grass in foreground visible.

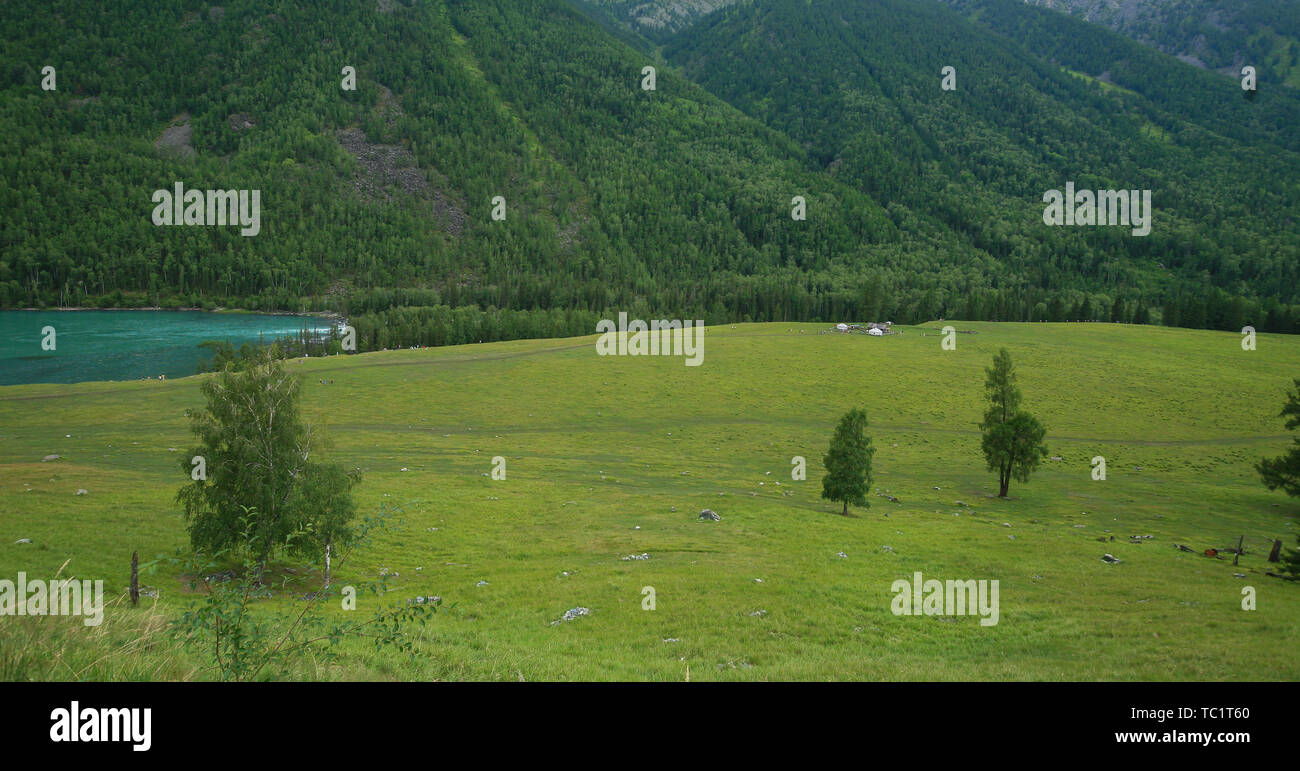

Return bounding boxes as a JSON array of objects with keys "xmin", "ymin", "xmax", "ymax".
[
  {"xmin": 0, "ymin": 592, "xmax": 404, "ymax": 681},
  {"xmin": 0, "ymin": 592, "xmax": 197, "ymax": 681}
]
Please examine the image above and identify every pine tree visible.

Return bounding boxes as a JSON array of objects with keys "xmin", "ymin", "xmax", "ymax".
[
  {"xmin": 1133, "ymin": 302, "xmax": 1149, "ymax": 325},
  {"xmin": 1257, "ymin": 378, "xmax": 1300, "ymax": 577},
  {"xmin": 979, "ymin": 349, "xmax": 1049, "ymax": 497},
  {"xmin": 821, "ymin": 407, "xmax": 875, "ymax": 515},
  {"xmin": 1257, "ymin": 378, "xmax": 1300, "ymax": 498}
]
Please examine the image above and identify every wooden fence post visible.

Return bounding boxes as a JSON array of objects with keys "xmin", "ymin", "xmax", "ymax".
[
  {"xmin": 130, "ymin": 551, "xmax": 140, "ymax": 607},
  {"xmin": 1233, "ymin": 535, "xmax": 1244, "ymax": 567}
]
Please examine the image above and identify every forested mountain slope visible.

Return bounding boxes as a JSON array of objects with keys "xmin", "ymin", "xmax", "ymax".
[
  {"xmin": 666, "ymin": 0, "xmax": 1300, "ymax": 328},
  {"xmin": 1, "ymin": 0, "xmax": 914, "ymax": 343},
  {"xmin": 2, "ymin": 0, "xmax": 1298, "ymax": 350}
]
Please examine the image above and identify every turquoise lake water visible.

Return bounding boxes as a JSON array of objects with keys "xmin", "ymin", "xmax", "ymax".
[{"xmin": 0, "ymin": 311, "xmax": 335, "ymax": 386}]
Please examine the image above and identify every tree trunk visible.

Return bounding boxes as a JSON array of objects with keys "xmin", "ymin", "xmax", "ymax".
[
  {"xmin": 842, "ymin": 500, "xmax": 848, "ymax": 516},
  {"xmin": 255, "ymin": 528, "xmax": 275, "ymax": 582},
  {"xmin": 323, "ymin": 539, "xmax": 332, "ymax": 588},
  {"xmin": 999, "ymin": 473, "xmax": 1010, "ymax": 498}
]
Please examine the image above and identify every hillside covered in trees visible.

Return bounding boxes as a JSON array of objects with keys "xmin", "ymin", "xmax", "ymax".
[
  {"xmin": 667, "ymin": 0, "xmax": 1300, "ymax": 331},
  {"xmin": 2, "ymin": 0, "xmax": 1298, "ymax": 351}
]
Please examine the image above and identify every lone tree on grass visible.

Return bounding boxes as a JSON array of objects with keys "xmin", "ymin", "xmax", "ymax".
[
  {"xmin": 822, "ymin": 407, "xmax": 875, "ymax": 515},
  {"xmin": 178, "ymin": 347, "xmax": 358, "ymax": 577},
  {"xmin": 980, "ymin": 348, "xmax": 1048, "ymax": 498},
  {"xmin": 157, "ymin": 349, "xmax": 436, "ymax": 682},
  {"xmin": 1257, "ymin": 377, "xmax": 1300, "ymax": 576}
]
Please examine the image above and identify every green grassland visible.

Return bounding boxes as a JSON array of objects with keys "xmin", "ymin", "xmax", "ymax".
[{"xmin": 1, "ymin": 321, "xmax": 1298, "ymax": 681}]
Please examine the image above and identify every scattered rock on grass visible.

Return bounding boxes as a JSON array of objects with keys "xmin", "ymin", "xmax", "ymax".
[
  {"xmin": 551, "ymin": 607, "xmax": 590, "ymax": 625},
  {"xmin": 1101, "ymin": 554, "xmax": 1122, "ymax": 564}
]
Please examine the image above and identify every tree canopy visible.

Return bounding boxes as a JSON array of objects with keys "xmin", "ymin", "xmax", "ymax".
[
  {"xmin": 979, "ymin": 348, "xmax": 1048, "ymax": 498},
  {"xmin": 821, "ymin": 407, "xmax": 875, "ymax": 516},
  {"xmin": 178, "ymin": 349, "xmax": 358, "ymax": 567}
]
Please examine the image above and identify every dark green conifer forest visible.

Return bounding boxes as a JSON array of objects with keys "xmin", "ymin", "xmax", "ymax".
[{"xmin": 2, "ymin": 0, "xmax": 1297, "ymax": 351}]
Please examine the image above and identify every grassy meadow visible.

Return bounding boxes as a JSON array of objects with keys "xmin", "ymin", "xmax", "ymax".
[{"xmin": 1, "ymin": 321, "xmax": 1298, "ymax": 681}]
